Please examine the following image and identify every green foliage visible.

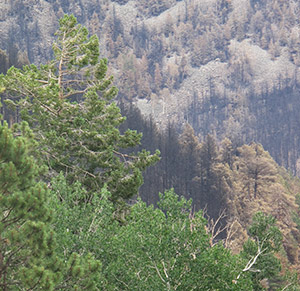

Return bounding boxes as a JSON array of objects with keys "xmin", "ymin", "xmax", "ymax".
[
  {"xmin": 279, "ymin": 272, "xmax": 300, "ymax": 291},
  {"xmin": 48, "ymin": 173, "xmax": 117, "ymax": 259},
  {"xmin": 56, "ymin": 252, "xmax": 101, "ymax": 291},
  {"xmin": 1, "ymin": 123, "xmax": 284, "ymax": 290},
  {"xmin": 0, "ymin": 14, "xmax": 159, "ymax": 203},
  {"xmin": 0, "ymin": 122, "xmax": 102, "ymax": 290},
  {"xmin": 248, "ymin": 212, "xmax": 282, "ymax": 252},
  {"xmin": 0, "ymin": 121, "xmax": 61, "ymax": 290},
  {"xmin": 105, "ymin": 189, "xmax": 253, "ymax": 290},
  {"xmin": 0, "ymin": 12, "xmax": 296, "ymax": 291},
  {"xmin": 293, "ymin": 194, "xmax": 300, "ymax": 231},
  {"xmin": 48, "ymin": 175, "xmax": 254, "ymax": 289},
  {"xmin": 241, "ymin": 212, "xmax": 283, "ymax": 290}
]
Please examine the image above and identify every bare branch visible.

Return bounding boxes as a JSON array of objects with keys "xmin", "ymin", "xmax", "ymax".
[
  {"xmin": 162, "ymin": 260, "xmax": 169, "ymax": 279},
  {"xmin": 235, "ymin": 239, "xmax": 267, "ymax": 282},
  {"xmin": 147, "ymin": 256, "xmax": 166, "ymax": 284},
  {"xmin": 58, "ymin": 31, "xmax": 66, "ymax": 99},
  {"xmin": 224, "ymin": 219, "xmax": 239, "ymax": 249},
  {"xmin": 204, "ymin": 209, "xmax": 228, "ymax": 246},
  {"xmin": 282, "ymin": 283, "xmax": 292, "ymax": 291}
]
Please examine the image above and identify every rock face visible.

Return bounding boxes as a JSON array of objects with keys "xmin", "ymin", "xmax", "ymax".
[{"xmin": 1, "ymin": 0, "xmax": 300, "ymax": 173}]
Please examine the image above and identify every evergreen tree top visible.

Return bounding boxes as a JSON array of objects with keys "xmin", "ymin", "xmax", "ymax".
[{"xmin": 0, "ymin": 14, "xmax": 160, "ymax": 203}]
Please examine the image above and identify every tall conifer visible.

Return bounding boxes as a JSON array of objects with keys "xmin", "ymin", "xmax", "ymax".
[
  {"xmin": 0, "ymin": 122, "xmax": 60, "ymax": 290},
  {"xmin": 1, "ymin": 15, "xmax": 159, "ymax": 203}
]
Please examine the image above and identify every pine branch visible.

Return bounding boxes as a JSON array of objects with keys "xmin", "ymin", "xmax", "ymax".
[{"xmin": 46, "ymin": 151, "xmax": 97, "ymax": 179}]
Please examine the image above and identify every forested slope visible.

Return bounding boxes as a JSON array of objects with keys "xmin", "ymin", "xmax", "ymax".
[
  {"xmin": 2, "ymin": 15, "xmax": 300, "ymax": 290},
  {"xmin": 120, "ymin": 103, "xmax": 300, "ymax": 270},
  {"xmin": 1, "ymin": 0, "xmax": 300, "ymax": 174},
  {"xmin": 1, "ymin": 11, "xmax": 300, "ymax": 289}
]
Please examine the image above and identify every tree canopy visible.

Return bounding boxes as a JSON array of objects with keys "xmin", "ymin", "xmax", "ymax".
[
  {"xmin": 0, "ymin": 122, "xmax": 101, "ymax": 290},
  {"xmin": 0, "ymin": 14, "xmax": 159, "ymax": 203}
]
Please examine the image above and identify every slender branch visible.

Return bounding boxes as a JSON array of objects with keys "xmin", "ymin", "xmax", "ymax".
[
  {"xmin": 235, "ymin": 239, "xmax": 267, "ymax": 282},
  {"xmin": 153, "ymin": 262, "xmax": 166, "ymax": 283},
  {"xmin": 26, "ymin": 272, "xmax": 43, "ymax": 291},
  {"xmin": 87, "ymin": 208, "xmax": 101, "ymax": 234},
  {"xmin": 224, "ymin": 219, "xmax": 239, "ymax": 249},
  {"xmin": 58, "ymin": 31, "xmax": 66, "ymax": 99},
  {"xmin": 1, "ymin": 208, "xmax": 13, "ymax": 223},
  {"xmin": 282, "ymin": 283, "xmax": 292, "ymax": 291},
  {"xmin": 62, "ymin": 89, "xmax": 89, "ymax": 99},
  {"xmin": 3, "ymin": 243, "xmax": 27, "ymax": 271},
  {"xmin": 7, "ymin": 87, "xmax": 58, "ymax": 116},
  {"xmin": 112, "ymin": 275, "xmax": 130, "ymax": 288},
  {"xmin": 113, "ymin": 150, "xmax": 139, "ymax": 160},
  {"xmin": 46, "ymin": 151, "xmax": 97, "ymax": 179},
  {"xmin": 204, "ymin": 209, "xmax": 228, "ymax": 246},
  {"xmin": 33, "ymin": 99, "xmax": 59, "ymax": 116},
  {"xmin": 2, "ymin": 216, "xmax": 24, "ymax": 230},
  {"xmin": 79, "ymin": 142, "xmax": 106, "ymax": 157},
  {"xmin": 36, "ymin": 80, "xmax": 49, "ymax": 84},
  {"xmin": 162, "ymin": 260, "xmax": 169, "ymax": 279}
]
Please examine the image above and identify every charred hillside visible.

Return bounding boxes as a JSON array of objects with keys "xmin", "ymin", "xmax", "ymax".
[{"xmin": 1, "ymin": 0, "xmax": 300, "ymax": 174}]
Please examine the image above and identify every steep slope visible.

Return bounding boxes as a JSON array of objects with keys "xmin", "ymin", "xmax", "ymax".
[
  {"xmin": 120, "ymin": 106, "xmax": 300, "ymax": 270},
  {"xmin": 1, "ymin": 0, "xmax": 300, "ymax": 275},
  {"xmin": 1, "ymin": 0, "xmax": 300, "ymax": 174},
  {"xmin": 226, "ymin": 143, "xmax": 300, "ymax": 268}
]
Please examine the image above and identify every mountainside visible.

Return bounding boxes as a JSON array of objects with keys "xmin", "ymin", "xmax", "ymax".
[
  {"xmin": 1, "ymin": 1, "xmax": 300, "ymax": 279},
  {"xmin": 119, "ymin": 109, "xmax": 300, "ymax": 269},
  {"xmin": 1, "ymin": 0, "xmax": 300, "ymax": 174}
]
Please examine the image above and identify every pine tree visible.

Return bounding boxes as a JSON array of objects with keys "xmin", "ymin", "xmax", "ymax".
[
  {"xmin": 234, "ymin": 143, "xmax": 278, "ymax": 200},
  {"xmin": 0, "ymin": 121, "xmax": 60, "ymax": 290},
  {"xmin": 241, "ymin": 212, "xmax": 282, "ymax": 290},
  {"xmin": 1, "ymin": 14, "xmax": 159, "ymax": 203},
  {"xmin": 198, "ymin": 134, "xmax": 229, "ymax": 219},
  {"xmin": 0, "ymin": 121, "xmax": 102, "ymax": 290},
  {"xmin": 220, "ymin": 137, "xmax": 236, "ymax": 169},
  {"xmin": 178, "ymin": 123, "xmax": 201, "ymax": 197}
]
